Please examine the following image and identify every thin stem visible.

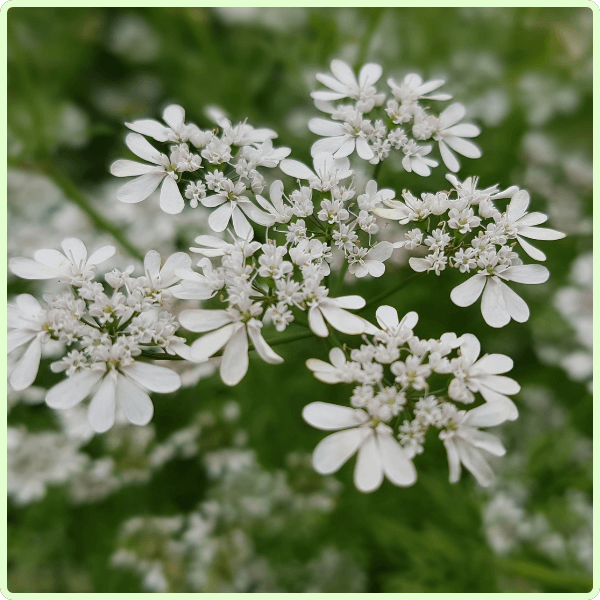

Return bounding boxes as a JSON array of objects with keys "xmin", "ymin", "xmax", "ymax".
[
  {"xmin": 332, "ymin": 259, "xmax": 349, "ymax": 295},
  {"xmin": 361, "ymin": 271, "xmax": 426, "ymax": 311}
]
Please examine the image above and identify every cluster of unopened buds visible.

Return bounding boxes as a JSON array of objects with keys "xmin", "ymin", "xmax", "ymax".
[{"xmin": 8, "ymin": 59, "xmax": 565, "ymax": 492}]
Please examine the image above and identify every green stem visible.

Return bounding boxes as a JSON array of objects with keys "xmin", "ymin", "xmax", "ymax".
[
  {"xmin": 333, "ymin": 259, "xmax": 349, "ymax": 295},
  {"xmin": 361, "ymin": 272, "xmax": 426, "ymax": 311}
]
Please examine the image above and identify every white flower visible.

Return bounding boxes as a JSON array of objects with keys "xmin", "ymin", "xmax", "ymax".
[
  {"xmin": 309, "ymin": 111, "xmax": 375, "ymax": 160},
  {"xmin": 306, "ymin": 347, "xmax": 360, "ymax": 384},
  {"xmin": 357, "ymin": 180, "xmax": 395, "ymax": 211},
  {"xmin": 8, "ymin": 295, "xmax": 49, "ymax": 391},
  {"xmin": 401, "ymin": 141, "xmax": 438, "ymax": 176},
  {"xmin": 280, "ymin": 153, "xmax": 353, "ymax": 192},
  {"xmin": 305, "ymin": 293, "xmax": 370, "ymax": 338},
  {"xmin": 125, "ymin": 104, "xmax": 200, "ymax": 143},
  {"xmin": 45, "ymin": 362, "xmax": 181, "ymax": 433},
  {"xmin": 241, "ymin": 138, "xmax": 291, "ymax": 168},
  {"xmin": 110, "ymin": 133, "xmax": 186, "ymax": 214},
  {"xmin": 387, "ymin": 73, "xmax": 452, "ymax": 104},
  {"xmin": 142, "ymin": 250, "xmax": 192, "ymax": 296},
  {"xmin": 501, "ymin": 190, "xmax": 565, "ymax": 261},
  {"xmin": 302, "ymin": 402, "xmax": 417, "ymax": 493},
  {"xmin": 433, "ymin": 103, "xmax": 481, "ymax": 172},
  {"xmin": 347, "ymin": 242, "xmax": 394, "ymax": 278},
  {"xmin": 9, "ymin": 237, "xmax": 115, "ymax": 284},
  {"xmin": 372, "ymin": 305, "xmax": 418, "ymax": 345},
  {"xmin": 440, "ymin": 402, "xmax": 511, "ymax": 487},
  {"xmin": 255, "ymin": 180, "xmax": 294, "ymax": 223},
  {"xmin": 179, "ymin": 308, "xmax": 283, "ymax": 386},
  {"xmin": 449, "ymin": 334, "xmax": 519, "ymax": 419},
  {"xmin": 450, "ymin": 264, "xmax": 549, "ymax": 328},
  {"xmin": 311, "ymin": 59, "xmax": 384, "ymax": 110},
  {"xmin": 200, "ymin": 179, "xmax": 275, "ymax": 238},
  {"xmin": 189, "ymin": 234, "xmax": 261, "ymax": 259}
]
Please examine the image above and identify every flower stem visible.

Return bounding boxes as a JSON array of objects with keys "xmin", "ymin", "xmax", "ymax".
[{"xmin": 361, "ymin": 271, "xmax": 426, "ymax": 311}]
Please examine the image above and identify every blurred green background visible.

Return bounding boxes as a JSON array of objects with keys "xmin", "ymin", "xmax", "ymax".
[{"xmin": 7, "ymin": 7, "xmax": 592, "ymax": 593}]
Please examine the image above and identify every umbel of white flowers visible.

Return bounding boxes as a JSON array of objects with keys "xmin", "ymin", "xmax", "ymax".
[{"xmin": 8, "ymin": 58, "xmax": 566, "ymax": 493}]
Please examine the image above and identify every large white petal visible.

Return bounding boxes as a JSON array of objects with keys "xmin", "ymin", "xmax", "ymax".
[
  {"xmin": 116, "ymin": 171, "xmax": 165, "ymax": 204},
  {"xmin": 15, "ymin": 293, "xmax": 44, "ymax": 316},
  {"xmin": 32, "ymin": 248, "xmax": 67, "ymax": 269},
  {"xmin": 190, "ymin": 323, "xmax": 237, "ymax": 361},
  {"xmin": 279, "ymin": 159, "xmax": 315, "ymax": 180},
  {"xmin": 463, "ymin": 401, "xmax": 516, "ymax": 427},
  {"xmin": 46, "ymin": 369, "xmax": 103, "ymax": 409},
  {"xmin": 378, "ymin": 432, "xmax": 417, "ymax": 486},
  {"xmin": 122, "ymin": 362, "xmax": 181, "ymax": 393},
  {"xmin": 125, "ymin": 118, "xmax": 171, "ymax": 142},
  {"xmin": 320, "ymin": 303, "xmax": 367, "ymax": 335},
  {"xmin": 450, "ymin": 274, "xmax": 486, "ymax": 307},
  {"xmin": 179, "ymin": 309, "xmax": 233, "ymax": 333},
  {"xmin": 501, "ymin": 283, "xmax": 530, "ymax": 323},
  {"xmin": 87, "ymin": 245, "xmax": 116, "ymax": 266},
  {"xmin": 506, "ymin": 190, "xmax": 530, "ymax": 221},
  {"xmin": 474, "ymin": 353, "xmax": 513, "ymax": 375},
  {"xmin": 247, "ymin": 322, "xmax": 283, "ymax": 365},
  {"xmin": 330, "ymin": 59, "xmax": 357, "ymax": 89},
  {"xmin": 9, "ymin": 258, "xmax": 60, "ymax": 280},
  {"xmin": 331, "ymin": 295, "xmax": 366, "ymax": 310},
  {"xmin": 311, "ymin": 136, "xmax": 346, "ymax": 157},
  {"xmin": 354, "ymin": 432, "xmax": 384, "ymax": 492},
  {"xmin": 315, "ymin": 72, "xmax": 350, "ymax": 94},
  {"xmin": 159, "ymin": 252, "xmax": 192, "ymax": 287},
  {"xmin": 358, "ymin": 62, "xmax": 383, "ymax": 87},
  {"xmin": 517, "ymin": 226, "xmax": 566, "ymax": 241},
  {"xmin": 464, "ymin": 429, "xmax": 506, "ymax": 457},
  {"xmin": 144, "ymin": 250, "xmax": 161, "ymax": 282},
  {"xmin": 160, "ymin": 176, "xmax": 185, "ymax": 215},
  {"xmin": 376, "ymin": 305, "xmax": 399, "ymax": 330},
  {"xmin": 439, "ymin": 140, "xmax": 460, "ymax": 172},
  {"xmin": 220, "ymin": 324, "xmax": 248, "ymax": 386},
  {"xmin": 61, "ymin": 237, "xmax": 87, "ymax": 265},
  {"xmin": 110, "ymin": 159, "xmax": 161, "ymax": 177},
  {"xmin": 480, "ymin": 374, "xmax": 520, "ymax": 395},
  {"xmin": 238, "ymin": 201, "xmax": 276, "ymax": 227},
  {"xmin": 366, "ymin": 260, "xmax": 386, "ymax": 278},
  {"xmin": 9, "ymin": 337, "xmax": 42, "ymax": 391},
  {"xmin": 308, "ymin": 307, "xmax": 329, "ymax": 338},
  {"xmin": 308, "ymin": 118, "xmax": 346, "ymax": 137},
  {"xmin": 311, "ymin": 90, "xmax": 348, "ymax": 102},
  {"xmin": 456, "ymin": 439, "xmax": 495, "ymax": 487},
  {"xmin": 438, "ymin": 103, "xmax": 466, "ymax": 129},
  {"xmin": 313, "ymin": 428, "xmax": 369, "ymax": 474},
  {"xmin": 517, "ymin": 236, "xmax": 546, "ymax": 262},
  {"xmin": 443, "ymin": 123, "xmax": 480, "ymax": 137},
  {"xmin": 367, "ymin": 241, "xmax": 393, "ymax": 262},
  {"xmin": 443, "ymin": 135, "xmax": 482, "ymax": 159},
  {"xmin": 356, "ymin": 137, "xmax": 375, "ymax": 160},
  {"xmin": 116, "ymin": 372, "xmax": 154, "ymax": 426},
  {"xmin": 125, "ymin": 132, "xmax": 163, "ymax": 164},
  {"xmin": 333, "ymin": 137, "xmax": 356, "ymax": 158},
  {"xmin": 231, "ymin": 206, "xmax": 254, "ymax": 239},
  {"xmin": 302, "ymin": 402, "xmax": 369, "ymax": 431},
  {"xmin": 8, "ymin": 330, "xmax": 37, "ymax": 354},
  {"xmin": 459, "ymin": 333, "xmax": 481, "ymax": 364},
  {"xmin": 500, "ymin": 264, "xmax": 549, "ymax": 285},
  {"xmin": 476, "ymin": 387, "xmax": 519, "ymax": 421},
  {"xmin": 162, "ymin": 104, "xmax": 185, "ymax": 131},
  {"xmin": 87, "ymin": 372, "xmax": 117, "ymax": 433},
  {"xmin": 444, "ymin": 439, "xmax": 461, "ymax": 483},
  {"xmin": 516, "ymin": 211, "xmax": 547, "ymax": 227},
  {"xmin": 481, "ymin": 278, "xmax": 510, "ymax": 328},
  {"xmin": 208, "ymin": 202, "xmax": 234, "ymax": 232}
]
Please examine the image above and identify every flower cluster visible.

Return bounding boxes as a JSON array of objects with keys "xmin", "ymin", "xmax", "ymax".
[
  {"xmin": 374, "ymin": 174, "xmax": 565, "ymax": 327},
  {"xmin": 309, "ymin": 59, "xmax": 481, "ymax": 174},
  {"xmin": 303, "ymin": 305, "xmax": 519, "ymax": 492},
  {"xmin": 8, "ymin": 238, "xmax": 189, "ymax": 432}
]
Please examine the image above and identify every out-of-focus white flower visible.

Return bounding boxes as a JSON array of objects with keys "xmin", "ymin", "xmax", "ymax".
[{"xmin": 387, "ymin": 73, "xmax": 452, "ymax": 104}]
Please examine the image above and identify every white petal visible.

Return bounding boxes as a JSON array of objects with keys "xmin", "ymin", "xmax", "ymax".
[
  {"xmin": 116, "ymin": 372, "xmax": 154, "ymax": 426},
  {"xmin": 311, "ymin": 90, "xmax": 348, "ymax": 101},
  {"xmin": 354, "ymin": 432, "xmax": 384, "ymax": 492},
  {"xmin": 464, "ymin": 430, "xmax": 506, "ymax": 457},
  {"xmin": 9, "ymin": 258, "xmax": 60, "ymax": 280},
  {"xmin": 459, "ymin": 333, "xmax": 481, "ymax": 364},
  {"xmin": 367, "ymin": 241, "xmax": 393, "ymax": 262},
  {"xmin": 356, "ymin": 137, "xmax": 375, "ymax": 160},
  {"xmin": 60, "ymin": 237, "xmax": 88, "ymax": 265},
  {"xmin": 247, "ymin": 322, "xmax": 283, "ymax": 365},
  {"xmin": 358, "ymin": 62, "xmax": 383, "ymax": 87},
  {"xmin": 110, "ymin": 159, "xmax": 161, "ymax": 177},
  {"xmin": 474, "ymin": 353, "xmax": 513, "ymax": 374},
  {"xmin": 160, "ymin": 176, "xmax": 185, "ymax": 214},
  {"xmin": 117, "ymin": 171, "xmax": 165, "ymax": 204},
  {"xmin": 443, "ymin": 135, "xmax": 481, "ymax": 159},
  {"xmin": 279, "ymin": 159, "xmax": 315, "ymax": 180},
  {"xmin": 501, "ymin": 283, "xmax": 530, "ymax": 323},
  {"xmin": 444, "ymin": 439, "xmax": 461, "ymax": 483},
  {"xmin": 443, "ymin": 123, "xmax": 480, "ymax": 137},
  {"xmin": 516, "ymin": 211, "xmax": 547, "ymax": 227},
  {"xmin": 32, "ymin": 248, "xmax": 67, "ymax": 269},
  {"xmin": 456, "ymin": 439, "xmax": 495, "ymax": 487},
  {"xmin": 400, "ymin": 311, "xmax": 419, "ymax": 330},
  {"xmin": 315, "ymin": 72, "xmax": 350, "ymax": 94},
  {"xmin": 311, "ymin": 136, "xmax": 347, "ymax": 157},
  {"xmin": 87, "ymin": 245, "xmax": 116, "ymax": 266},
  {"xmin": 125, "ymin": 119, "xmax": 171, "ymax": 142},
  {"xmin": 144, "ymin": 250, "xmax": 161, "ymax": 282},
  {"xmin": 179, "ymin": 309, "xmax": 233, "ymax": 333},
  {"xmin": 191, "ymin": 323, "xmax": 237, "ymax": 361},
  {"xmin": 238, "ymin": 201, "xmax": 276, "ymax": 227},
  {"xmin": 308, "ymin": 118, "xmax": 346, "ymax": 137},
  {"xmin": 500, "ymin": 264, "xmax": 549, "ymax": 284},
  {"xmin": 320, "ymin": 303, "xmax": 366, "ymax": 335},
  {"xmin": 376, "ymin": 305, "xmax": 399, "ymax": 330},
  {"xmin": 9, "ymin": 337, "xmax": 42, "ymax": 391},
  {"xmin": 159, "ymin": 252, "xmax": 192, "ymax": 287},
  {"xmin": 408, "ymin": 257, "xmax": 430, "ymax": 273},
  {"xmin": 308, "ymin": 307, "xmax": 329, "ymax": 338},
  {"xmin": 517, "ymin": 226, "xmax": 566, "ymax": 241},
  {"xmin": 464, "ymin": 401, "xmax": 516, "ymax": 427},
  {"xmin": 88, "ymin": 373, "xmax": 117, "ymax": 433},
  {"xmin": 378, "ymin": 432, "xmax": 417, "ymax": 486},
  {"xmin": 477, "ymin": 389, "xmax": 519, "ymax": 421},
  {"xmin": 517, "ymin": 236, "xmax": 546, "ymax": 262},
  {"xmin": 480, "ymin": 374, "xmax": 520, "ymax": 395},
  {"xmin": 438, "ymin": 103, "xmax": 466, "ymax": 129},
  {"xmin": 450, "ymin": 274, "xmax": 486, "ymax": 307},
  {"xmin": 506, "ymin": 190, "xmax": 530, "ymax": 221},
  {"xmin": 313, "ymin": 428, "xmax": 369, "ymax": 474},
  {"xmin": 302, "ymin": 402, "xmax": 369, "ymax": 431},
  {"xmin": 162, "ymin": 104, "xmax": 185, "ymax": 131},
  {"xmin": 125, "ymin": 132, "xmax": 162, "ymax": 164},
  {"xmin": 333, "ymin": 137, "xmax": 356, "ymax": 158},
  {"xmin": 122, "ymin": 362, "xmax": 181, "ymax": 393},
  {"xmin": 208, "ymin": 202, "xmax": 234, "ymax": 232},
  {"xmin": 330, "ymin": 59, "xmax": 357, "ymax": 88},
  {"xmin": 231, "ymin": 206, "xmax": 254, "ymax": 239},
  {"xmin": 332, "ymin": 295, "xmax": 366, "ymax": 310},
  {"xmin": 46, "ymin": 369, "xmax": 103, "ymax": 409},
  {"xmin": 481, "ymin": 278, "xmax": 510, "ymax": 328},
  {"xmin": 220, "ymin": 324, "xmax": 248, "ymax": 386},
  {"xmin": 8, "ymin": 330, "xmax": 37, "ymax": 354},
  {"xmin": 439, "ymin": 140, "xmax": 460, "ymax": 173},
  {"xmin": 365, "ymin": 260, "xmax": 385, "ymax": 278}
]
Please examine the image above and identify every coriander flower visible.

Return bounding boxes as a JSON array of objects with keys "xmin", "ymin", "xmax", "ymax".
[
  {"xmin": 9, "ymin": 237, "xmax": 115, "ymax": 284},
  {"xmin": 450, "ymin": 263, "xmax": 549, "ymax": 328},
  {"xmin": 302, "ymin": 402, "xmax": 417, "ymax": 493},
  {"xmin": 308, "ymin": 111, "xmax": 375, "ymax": 160},
  {"xmin": 347, "ymin": 241, "xmax": 394, "ymax": 278},
  {"xmin": 110, "ymin": 133, "xmax": 186, "ymax": 214},
  {"xmin": 306, "ymin": 347, "xmax": 361, "ymax": 384},
  {"xmin": 125, "ymin": 104, "xmax": 202, "ymax": 144},
  {"xmin": 387, "ymin": 73, "xmax": 452, "ymax": 104},
  {"xmin": 280, "ymin": 152, "xmax": 353, "ymax": 192},
  {"xmin": 255, "ymin": 180, "xmax": 294, "ymax": 223},
  {"xmin": 45, "ymin": 362, "xmax": 181, "ymax": 433}
]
